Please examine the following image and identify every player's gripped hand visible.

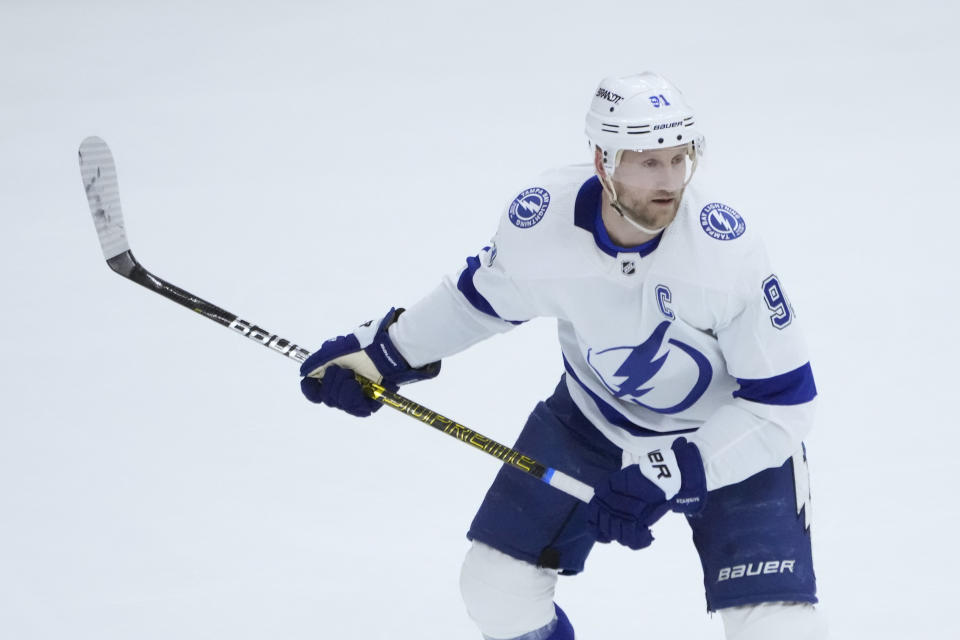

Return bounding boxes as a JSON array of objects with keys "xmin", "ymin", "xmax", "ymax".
[
  {"xmin": 587, "ymin": 437, "xmax": 707, "ymax": 549},
  {"xmin": 299, "ymin": 308, "xmax": 440, "ymax": 418},
  {"xmin": 587, "ymin": 464, "xmax": 670, "ymax": 550},
  {"xmin": 300, "ymin": 364, "xmax": 385, "ymax": 417}
]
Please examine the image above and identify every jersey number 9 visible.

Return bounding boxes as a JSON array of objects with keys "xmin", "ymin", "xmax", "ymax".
[{"xmin": 762, "ymin": 275, "xmax": 793, "ymax": 329}]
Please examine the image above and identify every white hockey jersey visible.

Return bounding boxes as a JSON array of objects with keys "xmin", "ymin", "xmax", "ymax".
[{"xmin": 389, "ymin": 164, "xmax": 817, "ymax": 491}]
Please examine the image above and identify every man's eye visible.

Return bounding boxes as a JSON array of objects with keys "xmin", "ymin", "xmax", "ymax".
[{"xmin": 643, "ymin": 160, "xmax": 658, "ymax": 168}]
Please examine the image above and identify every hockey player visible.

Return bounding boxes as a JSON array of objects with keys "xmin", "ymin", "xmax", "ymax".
[{"xmin": 299, "ymin": 73, "xmax": 827, "ymax": 639}]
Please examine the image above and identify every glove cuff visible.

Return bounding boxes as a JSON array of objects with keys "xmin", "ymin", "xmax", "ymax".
[{"xmin": 363, "ymin": 308, "xmax": 441, "ymax": 385}]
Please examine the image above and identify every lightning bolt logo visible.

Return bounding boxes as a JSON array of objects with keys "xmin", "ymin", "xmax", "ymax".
[
  {"xmin": 586, "ymin": 321, "xmax": 714, "ymax": 415},
  {"xmin": 611, "ymin": 321, "xmax": 670, "ymax": 398},
  {"xmin": 699, "ymin": 202, "xmax": 746, "ymax": 241},
  {"xmin": 711, "ymin": 210, "xmax": 734, "ymax": 234},
  {"xmin": 517, "ymin": 196, "xmax": 543, "ymax": 217},
  {"xmin": 508, "ymin": 187, "xmax": 551, "ymax": 229}
]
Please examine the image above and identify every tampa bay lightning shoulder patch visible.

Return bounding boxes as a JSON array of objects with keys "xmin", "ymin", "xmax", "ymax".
[
  {"xmin": 508, "ymin": 187, "xmax": 551, "ymax": 229},
  {"xmin": 699, "ymin": 202, "xmax": 746, "ymax": 240}
]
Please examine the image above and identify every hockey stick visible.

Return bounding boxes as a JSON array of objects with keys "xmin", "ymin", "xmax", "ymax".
[{"xmin": 78, "ymin": 136, "xmax": 595, "ymax": 504}]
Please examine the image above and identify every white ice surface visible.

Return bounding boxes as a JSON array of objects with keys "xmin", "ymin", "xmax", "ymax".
[{"xmin": 1, "ymin": 1, "xmax": 958, "ymax": 638}]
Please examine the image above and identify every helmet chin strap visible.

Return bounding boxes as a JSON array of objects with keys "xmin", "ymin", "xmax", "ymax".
[{"xmin": 599, "ymin": 173, "xmax": 668, "ymax": 235}]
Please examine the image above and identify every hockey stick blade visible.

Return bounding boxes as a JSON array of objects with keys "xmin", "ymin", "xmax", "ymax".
[
  {"xmin": 78, "ymin": 136, "xmax": 311, "ymax": 363},
  {"xmin": 80, "ymin": 137, "xmax": 131, "ymax": 264},
  {"xmin": 77, "ymin": 137, "xmax": 595, "ymax": 503}
]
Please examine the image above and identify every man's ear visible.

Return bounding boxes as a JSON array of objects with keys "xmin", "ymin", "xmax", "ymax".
[{"xmin": 593, "ymin": 146, "xmax": 607, "ymax": 179}]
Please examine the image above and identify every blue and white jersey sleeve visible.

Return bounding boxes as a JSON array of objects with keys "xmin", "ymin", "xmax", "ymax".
[
  {"xmin": 388, "ymin": 220, "xmax": 539, "ymax": 368},
  {"xmin": 688, "ymin": 239, "xmax": 818, "ymax": 490},
  {"xmin": 389, "ymin": 168, "xmax": 586, "ymax": 366}
]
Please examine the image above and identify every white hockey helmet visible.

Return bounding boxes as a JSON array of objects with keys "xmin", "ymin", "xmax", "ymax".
[{"xmin": 585, "ymin": 72, "xmax": 705, "ymax": 176}]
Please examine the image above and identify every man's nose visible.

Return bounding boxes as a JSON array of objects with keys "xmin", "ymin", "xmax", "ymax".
[{"xmin": 656, "ymin": 166, "xmax": 682, "ymax": 191}]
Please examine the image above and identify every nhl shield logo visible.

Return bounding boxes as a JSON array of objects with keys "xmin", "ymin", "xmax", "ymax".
[
  {"xmin": 621, "ymin": 260, "xmax": 636, "ymax": 275},
  {"xmin": 508, "ymin": 187, "xmax": 551, "ymax": 229}
]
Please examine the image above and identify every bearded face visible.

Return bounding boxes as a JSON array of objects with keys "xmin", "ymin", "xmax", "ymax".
[{"xmin": 607, "ymin": 146, "xmax": 691, "ymax": 230}]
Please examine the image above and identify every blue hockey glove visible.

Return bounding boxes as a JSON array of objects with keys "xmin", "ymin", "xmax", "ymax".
[
  {"xmin": 299, "ymin": 308, "xmax": 440, "ymax": 417},
  {"xmin": 587, "ymin": 437, "xmax": 707, "ymax": 549},
  {"xmin": 587, "ymin": 466, "xmax": 663, "ymax": 549}
]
